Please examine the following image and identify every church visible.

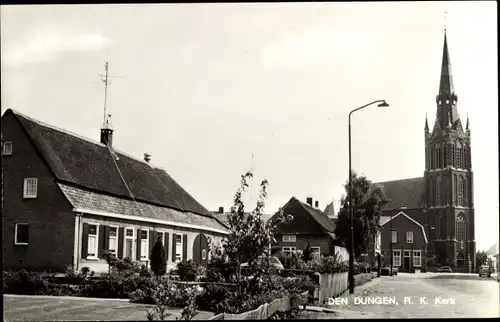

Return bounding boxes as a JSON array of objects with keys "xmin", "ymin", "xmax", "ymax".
[{"xmin": 374, "ymin": 29, "xmax": 476, "ymax": 273}]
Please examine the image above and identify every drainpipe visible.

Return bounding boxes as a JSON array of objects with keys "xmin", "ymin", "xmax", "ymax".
[{"xmin": 75, "ymin": 213, "xmax": 83, "ymax": 272}]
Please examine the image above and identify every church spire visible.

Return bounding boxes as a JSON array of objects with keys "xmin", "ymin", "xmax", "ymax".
[
  {"xmin": 466, "ymin": 114, "xmax": 470, "ymax": 130},
  {"xmin": 425, "ymin": 114, "xmax": 429, "ymax": 132},
  {"xmin": 435, "ymin": 29, "xmax": 459, "ymax": 129}
]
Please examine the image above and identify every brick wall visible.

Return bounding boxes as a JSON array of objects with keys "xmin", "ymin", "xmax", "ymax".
[{"xmin": 2, "ymin": 112, "xmax": 76, "ymax": 272}]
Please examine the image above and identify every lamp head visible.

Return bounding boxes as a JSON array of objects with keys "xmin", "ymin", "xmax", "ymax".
[{"xmin": 378, "ymin": 101, "xmax": 389, "ymax": 107}]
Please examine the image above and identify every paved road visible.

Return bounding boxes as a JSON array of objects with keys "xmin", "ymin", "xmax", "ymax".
[{"xmin": 325, "ymin": 273, "xmax": 499, "ymax": 318}]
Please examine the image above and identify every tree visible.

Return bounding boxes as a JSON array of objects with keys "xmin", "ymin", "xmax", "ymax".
[
  {"xmin": 303, "ymin": 242, "xmax": 312, "ymax": 263},
  {"xmin": 334, "ymin": 170, "xmax": 389, "ymax": 259},
  {"xmin": 150, "ymin": 237, "xmax": 166, "ymax": 276},
  {"xmin": 476, "ymin": 250, "xmax": 488, "ymax": 268},
  {"xmin": 208, "ymin": 171, "xmax": 292, "ymax": 294}
]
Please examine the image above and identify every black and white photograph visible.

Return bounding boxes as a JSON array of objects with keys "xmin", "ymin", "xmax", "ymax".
[{"xmin": 1, "ymin": 1, "xmax": 498, "ymax": 320}]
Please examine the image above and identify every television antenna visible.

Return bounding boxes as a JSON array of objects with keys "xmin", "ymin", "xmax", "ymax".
[{"xmin": 97, "ymin": 62, "xmax": 124, "ymax": 125}]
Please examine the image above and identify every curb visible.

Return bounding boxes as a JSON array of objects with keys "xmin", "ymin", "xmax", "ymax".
[{"xmin": 3, "ymin": 294, "xmax": 133, "ymax": 302}]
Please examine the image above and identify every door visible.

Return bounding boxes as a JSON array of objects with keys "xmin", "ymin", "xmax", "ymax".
[
  {"xmin": 403, "ymin": 251, "xmax": 411, "ymax": 273},
  {"xmin": 193, "ymin": 234, "xmax": 209, "ymax": 268}
]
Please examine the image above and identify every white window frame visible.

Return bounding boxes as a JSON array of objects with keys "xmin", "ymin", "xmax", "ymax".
[
  {"xmin": 311, "ymin": 246, "xmax": 321, "ymax": 255},
  {"xmin": 14, "ymin": 223, "xmax": 29, "ymax": 245},
  {"xmin": 413, "ymin": 250, "xmax": 422, "ymax": 267},
  {"xmin": 87, "ymin": 223, "xmax": 99, "ymax": 260},
  {"xmin": 175, "ymin": 234, "xmax": 182, "ymax": 263},
  {"xmin": 108, "ymin": 225, "xmax": 119, "ymax": 256},
  {"xmin": 140, "ymin": 229, "xmax": 149, "ymax": 261},
  {"xmin": 282, "ymin": 246, "xmax": 296, "ymax": 256},
  {"xmin": 393, "ymin": 250, "xmax": 401, "ymax": 267},
  {"xmin": 391, "ymin": 230, "xmax": 397, "ymax": 243},
  {"xmin": 202, "ymin": 249, "xmax": 207, "ymax": 260},
  {"xmin": 406, "ymin": 231, "xmax": 414, "ymax": 243},
  {"xmin": 23, "ymin": 178, "xmax": 38, "ymax": 199},
  {"xmin": 282, "ymin": 235, "xmax": 296, "ymax": 242},
  {"xmin": 124, "ymin": 227, "xmax": 136, "ymax": 261},
  {"xmin": 3, "ymin": 141, "xmax": 13, "ymax": 155}
]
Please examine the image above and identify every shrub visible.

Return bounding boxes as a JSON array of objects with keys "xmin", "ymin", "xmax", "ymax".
[
  {"xmin": 3, "ymin": 270, "xmax": 48, "ymax": 295},
  {"xmin": 176, "ymin": 260, "xmax": 198, "ymax": 281},
  {"xmin": 145, "ymin": 283, "xmax": 172, "ymax": 321},
  {"xmin": 150, "ymin": 239, "xmax": 167, "ymax": 276},
  {"xmin": 178, "ymin": 286, "xmax": 201, "ymax": 320}
]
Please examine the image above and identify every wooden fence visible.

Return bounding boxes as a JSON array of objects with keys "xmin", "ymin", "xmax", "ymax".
[
  {"xmin": 317, "ymin": 272, "xmax": 376, "ymax": 305},
  {"xmin": 207, "ymin": 291, "xmax": 309, "ymax": 320}
]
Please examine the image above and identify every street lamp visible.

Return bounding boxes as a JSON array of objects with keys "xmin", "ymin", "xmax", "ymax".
[{"xmin": 348, "ymin": 100, "xmax": 389, "ymax": 294}]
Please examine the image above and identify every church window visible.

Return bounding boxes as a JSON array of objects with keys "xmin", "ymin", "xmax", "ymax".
[
  {"xmin": 436, "ymin": 176, "xmax": 442, "ymax": 206},
  {"xmin": 453, "ymin": 174, "xmax": 458, "ymax": 205},
  {"xmin": 451, "ymin": 145, "xmax": 456, "ymax": 167},
  {"xmin": 443, "ymin": 145, "xmax": 448, "ymax": 166},
  {"xmin": 435, "ymin": 216, "xmax": 440, "ymax": 239},
  {"xmin": 435, "ymin": 145, "xmax": 440, "ymax": 169},
  {"xmin": 445, "ymin": 100, "xmax": 450, "ymax": 104},
  {"xmin": 430, "ymin": 149, "xmax": 434, "ymax": 169},
  {"xmin": 463, "ymin": 178, "xmax": 468, "ymax": 207},
  {"xmin": 457, "ymin": 177, "xmax": 464, "ymax": 206},
  {"xmin": 456, "ymin": 142, "xmax": 461, "ymax": 169},
  {"xmin": 463, "ymin": 146, "xmax": 467, "ymax": 169},
  {"xmin": 429, "ymin": 177, "xmax": 435, "ymax": 206},
  {"xmin": 456, "ymin": 215, "xmax": 466, "ymax": 246}
]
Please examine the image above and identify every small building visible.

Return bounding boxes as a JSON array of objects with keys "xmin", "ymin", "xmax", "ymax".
[
  {"xmin": 377, "ymin": 211, "xmax": 428, "ymax": 273},
  {"xmin": 211, "ymin": 206, "xmax": 273, "ymax": 228},
  {"xmin": 271, "ymin": 197, "xmax": 347, "ymax": 260},
  {"xmin": 1, "ymin": 109, "xmax": 228, "ymax": 273}
]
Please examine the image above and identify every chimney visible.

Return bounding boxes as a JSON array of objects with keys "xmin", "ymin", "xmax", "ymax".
[
  {"xmin": 218, "ymin": 206, "xmax": 224, "ymax": 214},
  {"xmin": 100, "ymin": 114, "xmax": 114, "ymax": 147},
  {"xmin": 315, "ymin": 200, "xmax": 319, "ymax": 208},
  {"xmin": 144, "ymin": 153, "xmax": 151, "ymax": 163},
  {"xmin": 306, "ymin": 197, "xmax": 313, "ymax": 206}
]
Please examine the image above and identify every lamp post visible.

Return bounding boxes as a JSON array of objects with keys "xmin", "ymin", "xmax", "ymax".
[
  {"xmin": 348, "ymin": 100, "xmax": 389, "ymax": 294},
  {"xmin": 390, "ymin": 211, "xmax": 393, "ymax": 275}
]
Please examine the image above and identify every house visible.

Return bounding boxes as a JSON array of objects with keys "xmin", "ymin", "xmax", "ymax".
[
  {"xmin": 271, "ymin": 197, "xmax": 348, "ymax": 261},
  {"xmin": 211, "ymin": 206, "xmax": 274, "ymax": 228},
  {"xmin": 374, "ymin": 212, "xmax": 428, "ymax": 273},
  {"xmin": 370, "ymin": 29, "xmax": 476, "ymax": 273},
  {"xmin": 486, "ymin": 243, "xmax": 499, "ymax": 273},
  {"xmin": 1, "ymin": 109, "xmax": 228, "ymax": 273}
]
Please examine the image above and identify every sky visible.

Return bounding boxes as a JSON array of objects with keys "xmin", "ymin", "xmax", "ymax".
[{"xmin": 1, "ymin": 2, "xmax": 498, "ymax": 251}]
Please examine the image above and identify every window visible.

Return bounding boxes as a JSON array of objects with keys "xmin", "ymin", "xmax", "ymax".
[
  {"xmin": 430, "ymin": 149, "xmax": 434, "ymax": 169},
  {"xmin": 14, "ymin": 223, "xmax": 29, "ymax": 245},
  {"xmin": 463, "ymin": 147, "xmax": 468, "ymax": 169},
  {"xmin": 87, "ymin": 224, "xmax": 99, "ymax": 259},
  {"xmin": 451, "ymin": 145, "xmax": 455, "ymax": 167},
  {"xmin": 124, "ymin": 228, "xmax": 135, "ymax": 260},
  {"xmin": 23, "ymin": 178, "xmax": 38, "ymax": 199},
  {"xmin": 456, "ymin": 147, "xmax": 461, "ymax": 169},
  {"xmin": 393, "ymin": 251, "xmax": 401, "ymax": 267},
  {"xmin": 140, "ymin": 230, "xmax": 149, "ymax": 260},
  {"xmin": 2, "ymin": 142, "xmax": 13, "ymax": 155},
  {"xmin": 463, "ymin": 178, "xmax": 468, "ymax": 206},
  {"xmin": 413, "ymin": 250, "xmax": 422, "ymax": 267},
  {"xmin": 406, "ymin": 231, "xmax": 413, "ymax": 243},
  {"xmin": 445, "ymin": 100, "xmax": 450, "ymax": 104},
  {"xmin": 435, "ymin": 145, "xmax": 441, "ymax": 169},
  {"xmin": 202, "ymin": 249, "xmax": 207, "ymax": 260},
  {"xmin": 436, "ymin": 176, "xmax": 442, "ymax": 206},
  {"xmin": 457, "ymin": 177, "xmax": 464, "ymax": 206},
  {"xmin": 456, "ymin": 215, "xmax": 466, "ymax": 247},
  {"xmin": 175, "ymin": 235, "xmax": 182, "ymax": 262},
  {"xmin": 108, "ymin": 227, "xmax": 118, "ymax": 255},
  {"xmin": 157, "ymin": 231, "xmax": 164, "ymax": 245},
  {"xmin": 391, "ymin": 231, "xmax": 397, "ymax": 243},
  {"xmin": 443, "ymin": 145, "xmax": 448, "ymax": 167},
  {"xmin": 282, "ymin": 247, "xmax": 296, "ymax": 256},
  {"xmin": 282, "ymin": 235, "xmax": 296, "ymax": 242},
  {"xmin": 311, "ymin": 246, "xmax": 320, "ymax": 256}
]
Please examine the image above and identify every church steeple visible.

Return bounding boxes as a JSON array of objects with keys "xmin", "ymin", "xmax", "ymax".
[
  {"xmin": 424, "ymin": 114, "xmax": 429, "ymax": 131},
  {"xmin": 435, "ymin": 29, "xmax": 460, "ymax": 130}
]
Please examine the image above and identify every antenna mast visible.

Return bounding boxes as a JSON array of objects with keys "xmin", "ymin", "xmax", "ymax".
[{"xmin": 98, "ymin": 62, "xmax": 124, "ymax": 127}]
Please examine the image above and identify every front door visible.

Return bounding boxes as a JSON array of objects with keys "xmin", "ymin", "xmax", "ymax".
[
  {"xmin": 192, "ymin": 234, "xmax": 209, "ymax": 268},
  {"xmin": 403, "ymin": 251, "xmax": 411, "ymax": 272}
]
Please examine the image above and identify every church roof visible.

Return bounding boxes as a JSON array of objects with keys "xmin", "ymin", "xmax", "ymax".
[
  {"xmin": 375, "ymin": 177, "xmax": 425, "ymax": 210},
  {"xmin": 4, "ymin": 109, "xmax": 216, "ymax": 220},
  {"xmin": 323, "ymin": 201, "xmax": 336, "ymax": 218}
]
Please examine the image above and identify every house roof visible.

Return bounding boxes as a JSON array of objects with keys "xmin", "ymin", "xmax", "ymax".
[
  {"xmin": 211, "ymin": 211, "xmax": 273, "ymax": 228},
  {"xmin": 375, "ymin": 177, "xmax": 425, "ymax": 210},
  {"xmin": 274, "ymin": 197, "xmax": 336, "ymax": 234},
  {"xmin": 381, "ymin": 211, "xmax": 428, "ymax": 243},
  {"xmin": 323, "ymin": 201, "xmax": 336, "ymax": 218},
  {"xmin": 486, "ymin": 243, "xmax": 499, "ymax": 256},
  {"xmin": 61, "ymin": 183, "xmax": 227, "ymax": 233},
  {"xmin": 380, "ymin": 215, "xmax": 392, "ymax": 226},
  {"xmin": 6, "ymin": 109, "xmax": 212, "ymax": 218}
]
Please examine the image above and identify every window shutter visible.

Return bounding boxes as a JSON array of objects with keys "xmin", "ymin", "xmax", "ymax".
[
  {"xmin": 165, "ymin": 232, "xmax": 170, "ymax": 263},
  {"xmin": 150, "ymin": 230, "xmax": 156, "ymax": 258},
  {"xmin": 182, "ymin": 234, "xmax": 188, "ymax": 261},
  {"xmin": 98, "ymin": 225, "xmax": 105, "ymax": 259},
  {"xmin": 81, "ymin": 223, "xmax": 89, "ymax": 258},
  {"xmin": 172, "ymin": 234, "xmax": 177, "ymax": 262},
  {"xmin": 136, "ymin": 229, "xmax": 142, "ymax": 260},
  {"xmin": 118, "ymin": 227, "xmax": 124, "ymax": 259},
  {"xmin": 104, "ymin": 226, "xmax": 110, "ymax": 252}
]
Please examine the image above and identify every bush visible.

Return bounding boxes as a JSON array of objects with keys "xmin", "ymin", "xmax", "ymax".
[
  {"xmin": 205, "ymin": 258, "xmax": 236, "ymax": 283},
  {"xmin": 3, "ymin": 270, "xmax": 49, "ymax": 295},
  {"xmin": 177, "ymin": 260, "xmax": 198, "ymax": 281}
]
